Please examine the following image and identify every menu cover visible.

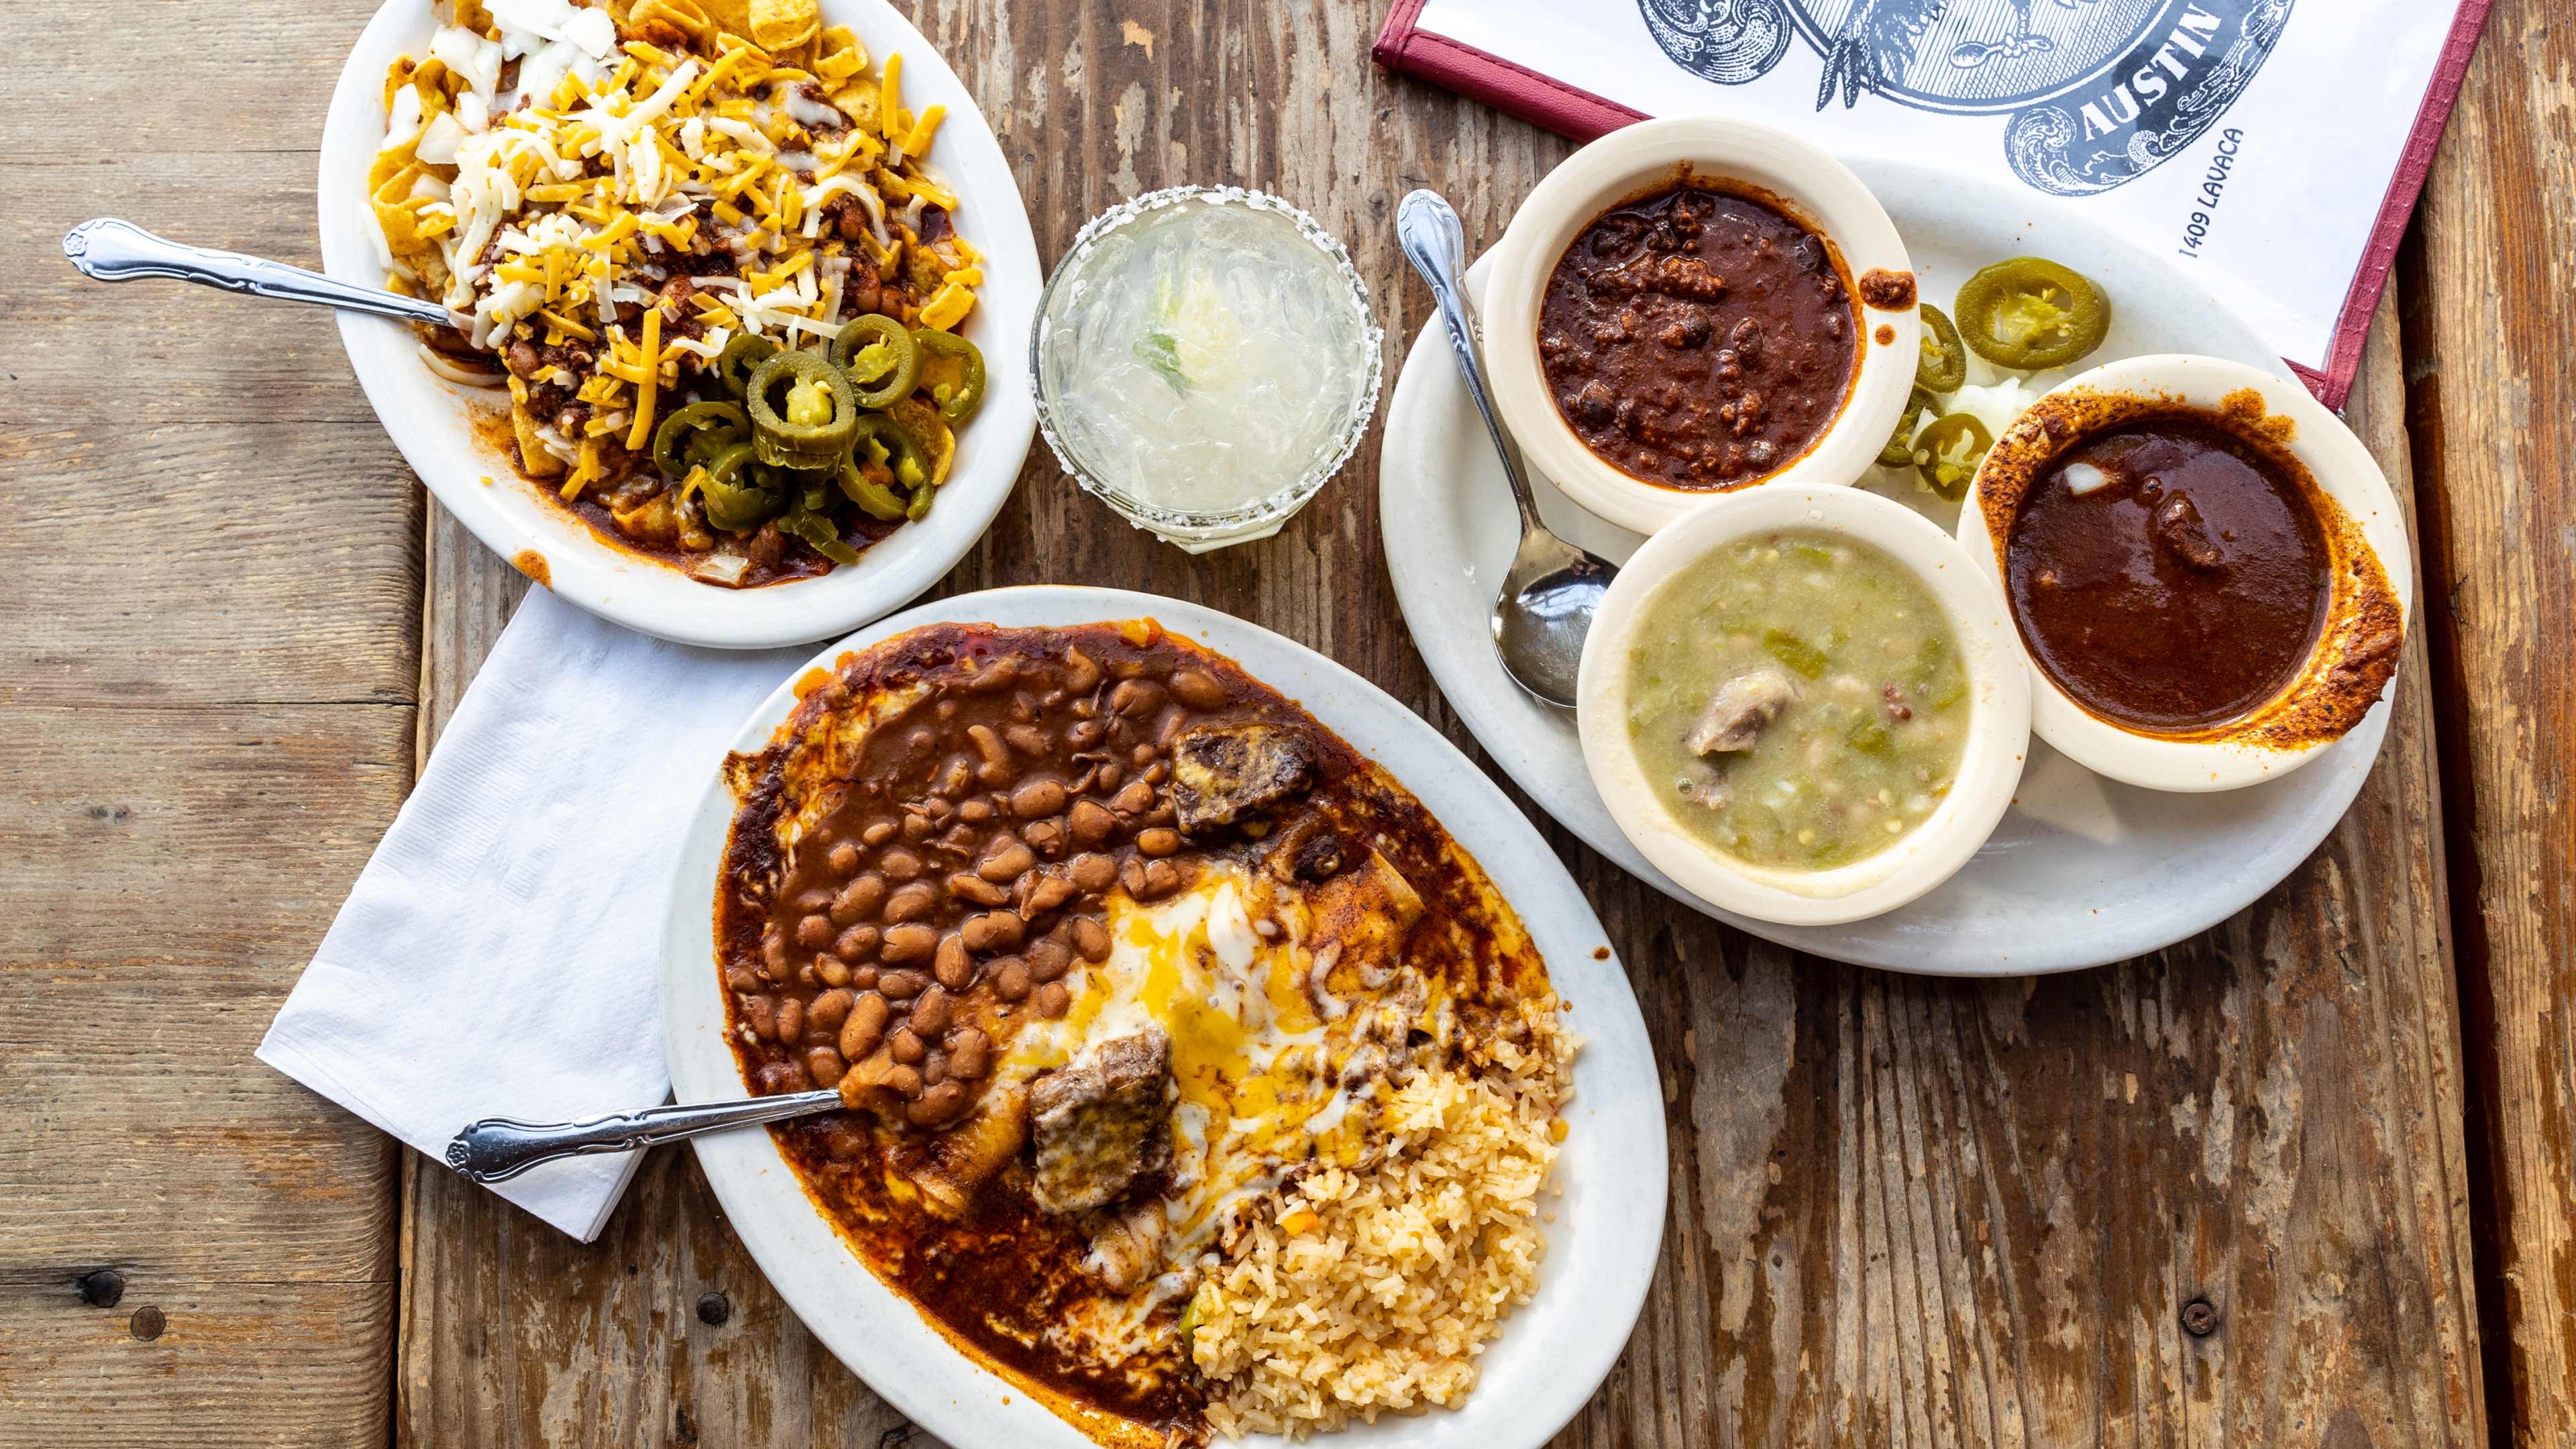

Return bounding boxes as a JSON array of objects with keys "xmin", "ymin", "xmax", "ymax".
[{"xmin": 1375, "ymin": 0, "xmax": 2491, "ymax": 407}]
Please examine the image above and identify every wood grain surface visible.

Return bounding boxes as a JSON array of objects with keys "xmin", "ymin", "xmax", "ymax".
[
  {"xmin": 2401, "ymin": 1, "xmax": 2576, "ymax": 1442},
  {"xmin": 0, "ymin": 0, "xmax": 2544, "ymax": 1444},
  {"xmin": 0, "ymin": 2, "xmax": 411, "ymax": 1441}
]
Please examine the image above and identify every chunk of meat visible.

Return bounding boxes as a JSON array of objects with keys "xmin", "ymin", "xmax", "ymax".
[
  {"xmin": 1170, "ymin": 723, "xmax": 1318, "ymax": 834},
  {"xmin": 1081, "ymin": 1197, "xmax": 1169, "ymax": 1291},
  {"xmin": 1028, "ymin": 1029, "xmax": 1173, "ymax": 1214},
  {"xmin": 2152, "ymin": 493, "xmax": 2225, "ymax": 571},
  {"xmin": 1684, "ymin": 665, "xmax": 1800, "ymax": 755}
]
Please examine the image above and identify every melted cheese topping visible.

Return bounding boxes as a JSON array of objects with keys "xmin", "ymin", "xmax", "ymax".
[{"xmin": 999, "ymin": 863, "xmax": 1446, "ymax": 1269}]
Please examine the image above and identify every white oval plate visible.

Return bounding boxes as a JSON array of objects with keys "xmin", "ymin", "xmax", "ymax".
[
  {"xmin": 660, "ymin": 586, "xmax": 1667, "ymax": 1448},
  {"xmin": 1381, "ymin": 155, "xmax": 2393, "ymax": 975},
  {"xmin": 317, "ymin": 0, "xmax": 1040, "ymax": 649}
]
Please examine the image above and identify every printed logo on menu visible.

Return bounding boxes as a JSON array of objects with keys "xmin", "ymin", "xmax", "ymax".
[{"xmin": 1636, "ymin": 0, "xmax": 2292, "ymax": 195}]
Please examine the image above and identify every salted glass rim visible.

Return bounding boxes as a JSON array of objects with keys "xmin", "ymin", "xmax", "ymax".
[{"xmin": 1029, "ymin": 184, "xmax": 1385, "ymax": 536}]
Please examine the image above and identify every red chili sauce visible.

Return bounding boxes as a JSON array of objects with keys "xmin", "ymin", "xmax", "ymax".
[
  {"xmin": 2006, "ymin": 417, "xmax": 2330, "ymax": 733},
  {"xmin": 1537, "ymin": 182, "xmax": 1859, "ymax": 490}
]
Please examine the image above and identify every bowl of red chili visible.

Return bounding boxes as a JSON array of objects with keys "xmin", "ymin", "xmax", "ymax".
[
  {"xmin": 1480, "ymin": 115, "xmax": 1921, "ymax": 536},
  {"xmin": 1956, "ymin": 354, "xmax": 2412, "ymax": 792}
]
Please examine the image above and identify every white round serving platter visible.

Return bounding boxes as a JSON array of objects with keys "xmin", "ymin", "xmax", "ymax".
[
  {"xmin": 317, "ymin": 0, "xmax": 1041, "ymax": 650},
  {"xmin": 661, "ymin": 586, "xmax": 1667, "ymax": 1449},
  {"xmin": 1381, "ymin": 154, "xmax": 2394, "ymax": 975}
]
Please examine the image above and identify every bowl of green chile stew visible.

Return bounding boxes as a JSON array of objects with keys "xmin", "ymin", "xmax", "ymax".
[
  {"xmin": 1577, "ymin": 484, "xmax": 2031, "ymax": 928},
  {"xmin": 1955, "ymin": 354, "xmax": 2411, "ymax": 794}
]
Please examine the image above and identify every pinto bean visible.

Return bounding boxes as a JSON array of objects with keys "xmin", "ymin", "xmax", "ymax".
[
  {"xmin": 1169, "ymin": 669, "xmax": 1228, "ymax": 709},
  {"xmin": 804, "ymin": 1046, "xmax": 847, "ymax": 1089},
  {"xmin": 1067, "ymin": 800, "xmax": 1116, "ymax": 845},
  {"xmin": 910, "ymin": 985, "xmax": 953, "ymax": 1036},
  {"xmin": 977, "ymin": 839, "xmax": 1036, "ymax": 883},
  {"xmin": 808, "ymin": 989, "xmax": 854, "ymax": 1033},
  {"xmin": 883, "ymin": 881, "xmax": 938, "ymax": 922},
  {"xmin": 1068, "ymin": 851, "xmax": 1118, "ymax": 893},
  {"xmin": 839, "ymin": 991, "xmax": 889, "ymax": 1059},
  {"xmin": 934, "ymin": 932, "xmax": 975, "ymax": 989},
  {"xmin": 1020, "ymin": 871, "xmax": 1075, "ymax": 916},
  {"xmin": 1136, "ymin": 827, "xmax": 1181, "ymax": 857},
  {"xmin": 880, "ymin": 923, "xmax": 936, "ymax": 963},
  {"xmin": 832, "ymin": 874, "xmax": 886, "ymax": 924},
  {"xmin": 877, "ymin": 969, "xmax": 927, "ymax": 1000},
  {"xmin": 947, "ymin": 1028, "xmax": 991, "ymax": 1079},
  {"xmin": 1012, "ymin": 779, "xmax": 1068, "ymax": 818},
  {"xmin": 775, "ymin": 997, "xmax": 805, "ymax": 1045},
  {"xmin": 827, "ymin": 841, "xmax": 861, "ymax": 875},
  {"xmin": 991, "ymin": 957, "xmax": 1032, "ymax": 1001},
  {"xmin": 960, "ymin": 910, "xmax": 1025, "ymax": 952},
  {"xmin": 948, "ymin": 872, "xmax": 1009, "ymax": 907},
  {"xmin": 795, "ymin": 914, "xmax": 835, "ymax": 949},
  {"xmin": 908, "ymin": 1079, "xmax": 969, "ymax": 1124},
  {"xmin": 1071, "ymin": 917, "xmax": 1111, "ymax": 963},
  {"xmin": 890, "ymin": 1026, "xmax": 926, "ymax": 1065},
  {"xmin": 1063, "ymin": 647, "xmax": 1101, "ymax": 694}
]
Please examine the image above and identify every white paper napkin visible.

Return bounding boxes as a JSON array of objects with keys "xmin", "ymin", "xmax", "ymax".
[{"xmin": 256, "ymin": 588, "xmax": 806, "ymax": 1240}]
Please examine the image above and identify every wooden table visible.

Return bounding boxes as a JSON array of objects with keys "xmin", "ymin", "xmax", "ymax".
[{"xmin": 3, "ymin": 0, "xmax": 2565, "ymax": 1443}]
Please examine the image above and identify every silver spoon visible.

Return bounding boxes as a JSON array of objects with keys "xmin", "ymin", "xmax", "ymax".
[
  {"xmin": 445, "ymin": 1089, "xmax": 845, "ymax": 1183},
  {"xmin": 62, "ymin": 217, "xmax": 461, "ymax": 327},
  {"xmin": 1396, "ymin": 189, "xmax": 1616, "ymax": 710}
]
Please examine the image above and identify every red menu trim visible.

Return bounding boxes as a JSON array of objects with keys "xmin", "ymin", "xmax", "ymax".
[{"xmin": 1375, "ymin": 0, "xmax": 2497, "ymax": 411}]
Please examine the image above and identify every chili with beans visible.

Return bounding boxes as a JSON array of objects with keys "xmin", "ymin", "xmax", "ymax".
[
  {"xmin": 722, "ymin": 627, "xmax": 1244, "ymax": 1128},
  {"xmin": 713, "ymin": 621, "xmax": 1558, "ymax": 1440},
  {"xmin": 1538, "ymin": 182, "xmax": 1861, "ymax": 490}
]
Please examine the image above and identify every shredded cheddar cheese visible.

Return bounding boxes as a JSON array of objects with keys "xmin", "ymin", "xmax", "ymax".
[{"xmin": 368, "ymin": 0, "xmax": 982, "ymax": 576}]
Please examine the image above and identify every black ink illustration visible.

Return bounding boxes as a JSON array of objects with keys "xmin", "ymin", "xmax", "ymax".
[{"xmin": 1639, "ymin": 0, "xmax": 2290, "ymax": 194}]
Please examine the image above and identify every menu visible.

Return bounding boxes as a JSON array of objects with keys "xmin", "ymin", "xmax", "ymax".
[{"xmin": 1375, "ymin": 0, "xmax": 2491, "ymax": 407}]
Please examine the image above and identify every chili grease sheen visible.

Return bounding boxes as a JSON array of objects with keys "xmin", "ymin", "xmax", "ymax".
[{"xmin": 2006, "ymin": 416, "xmax": 2330, "ymax": 735}]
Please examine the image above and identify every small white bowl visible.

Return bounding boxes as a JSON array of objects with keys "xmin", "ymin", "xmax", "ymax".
[
  {"xmin": 1483, "ymin": 115, "xmax": 1919, "ymax": 537},
  {"xmin": 1577, "ymin": 487, "xmax": 2031, "ymax": 926},
  {"xmin": 1955, "ymin": 355, "xmax": 2414, "ymax": 793}
]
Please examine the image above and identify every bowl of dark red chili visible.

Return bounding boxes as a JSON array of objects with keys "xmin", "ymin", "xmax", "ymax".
[
  {"xmin": 1957, "ymin": 354, "xmax": 2411, "ymax": 792},
  {"xmin": 1480, "ymin": 115, "xmax": 1922, "ymax": 535}
]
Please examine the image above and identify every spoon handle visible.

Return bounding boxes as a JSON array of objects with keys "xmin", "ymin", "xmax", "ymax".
[
  {"xmin": 1395, "ymin": 189, "xmax": 1542, "ymax": 531},
  {"xmin": 444, "ymin": 1089, "xmax": 844, "ymax": 1183},
  {"xmin": 62, "ymin": 217, "xmax": 455, "ymax": 328}
]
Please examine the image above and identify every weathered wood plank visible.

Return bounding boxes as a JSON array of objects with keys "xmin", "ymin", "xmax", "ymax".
[
  {"xmin": 0, "ymin": 1, "xmax": 409, "ymax": 1443},
  {"xmin": 1544, "ymin": 297, "xmax": 2479, "ymax": 1449},
  {"xmin": 2400, "ymin": 0, "xmax": 2576, "ymax": 1439},
  {"xmin": 395, "ymin": 1, "xmax": 2481, "ymax": 1446}
]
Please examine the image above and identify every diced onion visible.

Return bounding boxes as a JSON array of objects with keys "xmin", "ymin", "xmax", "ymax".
[
  {"xmin": 417, "ymin": 341, "xmax": 506, "ymax": 388},
  {"xmin": 2063, "ymin": 462, "xmax": 2112, "ymax": 496}
]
